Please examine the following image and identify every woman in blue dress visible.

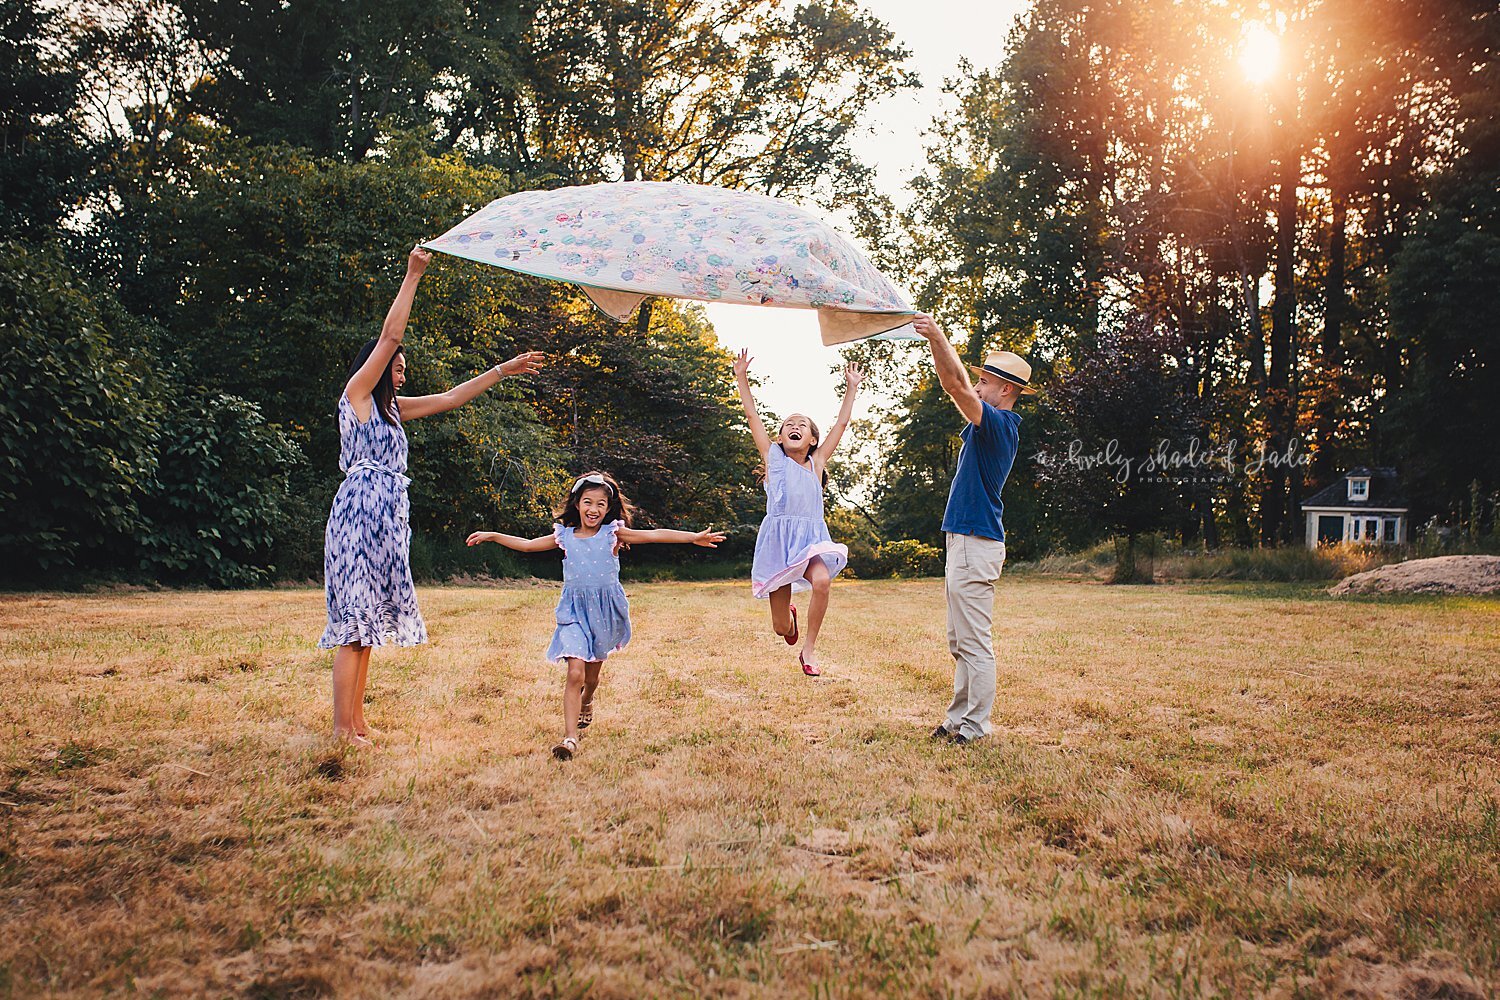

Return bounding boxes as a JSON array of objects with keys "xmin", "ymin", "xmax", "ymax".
[
  {"xmin": 466, "ymin": 471, "xmax": 724, "ymax": 759},
  {"xmin": 321, "ymin": 246, "xmax": 544, "ymax": 746},
  {"xmin": 734, "ymin": 349, "xmax": 862, "ymax": 677}
]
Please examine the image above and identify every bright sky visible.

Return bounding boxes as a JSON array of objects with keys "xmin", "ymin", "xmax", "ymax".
[{"xmin": 704, "ymin": 0, "xmax": 1030, "ymax": 426}]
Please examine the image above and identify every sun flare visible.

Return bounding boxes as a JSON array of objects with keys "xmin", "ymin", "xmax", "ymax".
[{"xmin": 1238, "ymin": 21, "xmax": 1281, "ymax": 84}]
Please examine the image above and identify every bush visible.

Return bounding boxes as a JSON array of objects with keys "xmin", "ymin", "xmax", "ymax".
[
  {"xmin": 1020, "ymin": 539, "xmax": 1411, "ymax": 582},
  {"xmin": 0, "ymin": 242, "xmax": 159, "ymax": 579},
  {"xmin": 827, "ymin": 507, "xmax": 881, "ymax": 579},
  {"xmin": 877, "ymin": 538, "xmax": 945, "ymax": 578},
  {"xmin": 137, "ymin": 391, "xmax": 306, "ymax": 587},
  {"xmin": 408, "ymin": 531, "xmax": 543, "ymax": 582}
]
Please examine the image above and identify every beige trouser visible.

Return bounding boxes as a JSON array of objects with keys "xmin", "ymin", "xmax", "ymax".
[{"xmin": 944, "ymin": 531, "xmax": 1006, "ymax": 740}]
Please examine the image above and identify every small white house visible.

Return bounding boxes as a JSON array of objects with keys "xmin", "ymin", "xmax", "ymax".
[{"xmin": 1301, "ymin": 467, "xmax": 1409, "ymax": 548}]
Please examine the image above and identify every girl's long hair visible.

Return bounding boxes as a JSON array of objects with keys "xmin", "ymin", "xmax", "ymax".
[
  {"xmin": 758, "ymin": 415, "xmax": 828, "ymax": 488},
  {"xmin": 554, "ymin": 470, "xmax": 637, "ymax": 528},
  {"xmin": 348, "ymin": 338, "xmax": 402, "ymax": 423}
]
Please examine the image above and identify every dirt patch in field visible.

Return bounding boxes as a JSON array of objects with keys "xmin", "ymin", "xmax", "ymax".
[
  {"xmin": 1330, "ymin": 555, "xmax": 1500, "ymax": 596},
  {"xmin": 1309, "ymin": 937, "xmax": 1489, "ymax": 999}
]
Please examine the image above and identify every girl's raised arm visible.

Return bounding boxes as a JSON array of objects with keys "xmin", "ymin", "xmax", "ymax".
[
  {"xmin": 349, "ymin": 247, "xmax": 430, "ymax": 402},
  {"xmin": 465, "ymin": 530, "xmax": 559, "ymax": 553},
  {"xmin": 615, "ymin": 526, "xmax": 726, "ymax": 548},
  {"xmin": 733, "ymin": 349, "xmax": 773, "ymax": 460},
  {"xmin": 815, "ymin": 361, "xmax": 864, "ymax": 468}
]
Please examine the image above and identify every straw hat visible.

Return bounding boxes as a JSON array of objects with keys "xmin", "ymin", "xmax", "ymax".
[{"xmin": 966, "ymin": 350, "xmax": 1038, "ymax": 396}]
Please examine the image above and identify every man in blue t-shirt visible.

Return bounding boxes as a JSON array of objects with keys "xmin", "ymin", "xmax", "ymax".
[{"xmin": 912, "ymin": 314, "xmax": 1033, "ymax": 745}]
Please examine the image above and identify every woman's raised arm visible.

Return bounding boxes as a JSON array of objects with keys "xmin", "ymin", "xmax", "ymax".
[
  {"xmin": 399, "ymin": 351, "xmax": 546, "ymax": 421},
  {"xmin": 348, "ymin": 246, "xmax": 430, "ymax": 402}
]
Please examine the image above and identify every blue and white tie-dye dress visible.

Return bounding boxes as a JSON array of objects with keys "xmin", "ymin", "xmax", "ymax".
[
  {"xmin": 546, "ymin": 521, "xmax": 632, "ymax": 663},
  {"xmin": 318, "ymin": 393, "xmax": 427, "ymax": 649}
]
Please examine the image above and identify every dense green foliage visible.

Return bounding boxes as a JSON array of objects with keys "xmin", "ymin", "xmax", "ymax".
[
  {"xmin": 1, "ymin": 0, "xmax": 1492, "ymax": 586},
  {"xmin": 0, "ymin": 0, "xmax": 915, "ymax": 586},
  {"xmin": 864, "ymin": 0, "xmax": 1499, "ymax": 560},
  {"xmin": 0, "ymin": 242, "xmax": 302, "ymax": 584}
]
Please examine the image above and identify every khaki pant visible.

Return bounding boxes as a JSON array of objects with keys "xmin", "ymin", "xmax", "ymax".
[{"xmin": 944, "ymin": 531, "xmax": 1006, "ymax": 740}]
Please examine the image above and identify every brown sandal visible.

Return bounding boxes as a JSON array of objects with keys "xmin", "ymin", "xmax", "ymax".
[
  {"xmin": 552, "ymin": 737, "xmax": 578, "ymax": 760},
  {"xmin": 578, "ymin": 702, "xmax": 594, "ymax": 730}
]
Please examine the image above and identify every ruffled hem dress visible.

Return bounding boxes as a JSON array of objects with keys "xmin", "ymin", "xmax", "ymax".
[
  {"xmin": 318, "ymin": 393, "xmax": 428, "ymax": 649},
  {"xmin": 547, "ymin": 520, "xmax": 632, "ymax": 663},
  {"xmin": 750, "ymin": 444, "xmax": 848, "ymax": 599}
]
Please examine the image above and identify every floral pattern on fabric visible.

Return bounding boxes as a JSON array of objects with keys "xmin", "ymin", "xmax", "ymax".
[{"xmin": 424, "ymin": 182, "xmax": 914, "ymax": 340}]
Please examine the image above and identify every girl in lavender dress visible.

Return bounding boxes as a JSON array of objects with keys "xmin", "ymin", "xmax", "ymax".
[
  {"xmin": 321, "ymin": 245, "xmax": 545, "ymax": 747},
  {"xmin": 466, "ymin": 471, "xmax": 724, "ymax": 760},
  {"xmin": 734, "ymin": 349, "xmax": 863, "ymax": 677}
]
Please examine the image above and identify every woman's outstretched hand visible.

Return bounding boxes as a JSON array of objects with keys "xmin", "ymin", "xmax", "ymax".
[
  {"xmin": 408, "ymin": 245, "xmax": 432, "ymax": 277},
  {"xmin": 844, "ymin": 360, "xmax": 865, "ymax": 396},
  {"xmin": 498, "ymin": 351, "xmax": 546, "ymax": 377},
  {"xmin": 733, "ymin": 348, "xmax": 752, "ymax": 381},
  {"xmin": 692, "ymin": 528, "xmax": 727, "ymax": 548},
  {"xmin": 465, "ymin": 531, "xmax": 497, "ymax": 546}
]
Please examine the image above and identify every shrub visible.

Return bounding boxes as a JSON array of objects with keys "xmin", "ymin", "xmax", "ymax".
[
  {"xmin": 137, "ymin": 391, "xmax": 306, "ymax": 587},
  {"xmin": 0, "ymin": 242, "xmax": 159, "ymax": 579},
  {"xmin": 878, "ymin": 538, "xmax": 944, "ymax": 578},
  {"xmin": 827, "ymin": 506, "xmax": 882, "ymax": 579}
]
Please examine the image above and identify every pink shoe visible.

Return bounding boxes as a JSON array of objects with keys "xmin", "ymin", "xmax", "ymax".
[
  {"xmin": 784, "ymin": 605, "xmax": 799, "ymax": 646},
  {"xmin": 799, "ymin": 651, "xmax": 820, "ymax": 677}
]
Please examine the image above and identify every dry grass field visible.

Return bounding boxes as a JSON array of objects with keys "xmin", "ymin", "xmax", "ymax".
[{"xmin": 1, "ymin": 578, "xmax": 1497, "ymax": 998}]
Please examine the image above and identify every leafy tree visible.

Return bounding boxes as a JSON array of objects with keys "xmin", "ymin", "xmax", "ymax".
[
  {"xmin": 1036, "ymin": 316, "xmax": 1208, "ymax": 582},
  {"xmin": 1385, "ymin": 169, "xmax": 1500, "ymax": 518},
  {"xmin": 0, "ymin": 242, "xmax": 158, "ymax": 577},
  {"xmin": 0, "ymin": 0, "xmax": 94, "ymax": 234},
  {"xmin": 137, "ymin": 391, "xmax": 305, "ymax": 586}
]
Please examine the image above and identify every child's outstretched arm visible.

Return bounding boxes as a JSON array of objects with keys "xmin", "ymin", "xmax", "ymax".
[
  {"xmin": 733, "ymin": 348, "xmax": 773, "ymax": 460},
  {"xmin": 465, "ymin": 530, "xmax": 559, "ymax": 553},
  {"xmin": 815, "ymin": 361, "xmax": 865, "ymax": 467},
  {"xmin": 615, "ymin": 526, "xmax": 726, "ymax": 548}
]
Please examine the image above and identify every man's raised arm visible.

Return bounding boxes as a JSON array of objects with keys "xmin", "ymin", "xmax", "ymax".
[{"xmin": 913, "ymin": 313, "xmax": 983, "ymax": 425}]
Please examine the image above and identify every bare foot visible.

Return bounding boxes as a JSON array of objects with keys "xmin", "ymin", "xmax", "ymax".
[{"xmin": 334, "ymin": 728, "xmax": 375, "ymax": 749}]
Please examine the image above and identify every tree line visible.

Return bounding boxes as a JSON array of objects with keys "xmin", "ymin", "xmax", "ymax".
[
  {"xmin": 860, "ymin": 0, "xmax": 1498, "ymax": 562},
  {"xmin": 2, "ymin": 0, "xmax": 1494, "ymax": 587},
  {"xmin": 0, "ymin": 0, "xmax": 915, "ymax": 585}
]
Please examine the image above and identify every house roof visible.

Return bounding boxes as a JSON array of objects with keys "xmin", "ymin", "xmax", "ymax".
[{"xmin": 1301, "ymin": 467, "xmax": 1409, "ymax": 510}]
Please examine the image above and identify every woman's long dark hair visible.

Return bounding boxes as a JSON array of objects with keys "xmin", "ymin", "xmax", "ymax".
[
  {"xmin": 554, "ymin": 471, "xmax": 637, "ymax": 528},
  {"xmin": 349, "ymin": 337, "xmax": 403, "ymax": 423}
]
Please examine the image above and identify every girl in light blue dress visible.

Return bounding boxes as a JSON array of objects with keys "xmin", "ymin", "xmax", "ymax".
[
  {"xmin": 734, "ymin": 350, "xmax": 862, "ymax": 677},
  {"xmin": 320, "ymin": 245, "xmax": 545, "ymax": 747},
  {"xmin": 466, "ymin": 471, "xmax": 724, "ymax": 759}
]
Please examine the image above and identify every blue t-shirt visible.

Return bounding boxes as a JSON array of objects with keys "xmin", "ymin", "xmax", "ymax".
[{"xmin": 941, "ymin": 402, "xmax": 1021, "ymax": 542}]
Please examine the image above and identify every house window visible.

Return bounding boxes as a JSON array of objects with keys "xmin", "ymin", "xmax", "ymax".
[
  {"xmin": 1348, "ymin": 478, "xmax": 1369, "ymax": 500},
  {"xmin": 1364, "ymin": 518, "xmax": 1379, "ymax": 541},
  {"xmin": 1384, "ymin": 519, "xmax": 1398, "ymax": 543}
]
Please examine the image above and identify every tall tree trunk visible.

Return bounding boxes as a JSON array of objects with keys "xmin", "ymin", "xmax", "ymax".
[
  {"xmin": 1314, "ymin": 187, "xmax": 1348, "ymax": 484},
  {"xmin": 1262, "ymin": 149, "xmax": 1298, "ymax": 545}
]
